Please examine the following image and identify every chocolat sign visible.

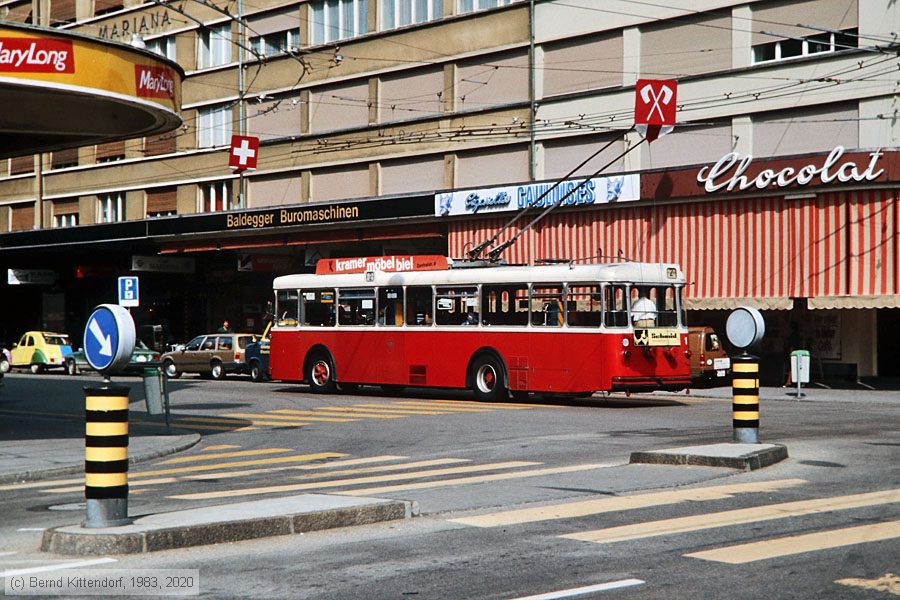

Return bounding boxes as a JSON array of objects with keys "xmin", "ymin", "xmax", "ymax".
[{"xmin": 697, "ymin": 146, "xmax": 885, "ymax": 193}]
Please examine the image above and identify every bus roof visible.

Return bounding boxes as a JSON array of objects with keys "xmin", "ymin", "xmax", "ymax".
[{"xmin": 273, "ymin": 261, "xmax": 685, "ymax": 289}]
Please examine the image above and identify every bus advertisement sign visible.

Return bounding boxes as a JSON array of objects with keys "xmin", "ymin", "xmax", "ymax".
[
  {"xmin": 634, "ymin": 329, "xmax": 680, "ymax": 346},
  {"xmin": 316, "ymin": 255, "xmax": 449, "ymax": 275}
]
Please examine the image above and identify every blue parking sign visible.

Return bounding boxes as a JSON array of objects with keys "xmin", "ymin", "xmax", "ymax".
[{"xmin": 118, "ymin": 276, "xmax": 139, "ymax": 307}]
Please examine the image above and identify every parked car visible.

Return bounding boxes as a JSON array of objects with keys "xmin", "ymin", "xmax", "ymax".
[
  {"xmin": 0, "ymin": 331, "xmax": 73, "ymax": 374},
  {"xmin": 65, "ymin": 340, "xmax": 160, "ymax": 375},
  {"xmin": 0, "ymin": 348, "xmax": 8, "ymax": 384},
  {"xmin": 161, "ymin": 333, "xmax": 259, "ymax": 380},
  {"xmin": 688, "ymin": 326, "xmax": 731, "ymax": 386},
  {"xmin": 245, "ymin": 323, "xmax": 271, "ymax": 382}
]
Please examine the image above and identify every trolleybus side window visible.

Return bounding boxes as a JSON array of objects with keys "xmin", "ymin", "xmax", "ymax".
[
  {"xmin": 276, "ymin": 290, "xmax": 299, "ymax": 326},
  {"xmin": 302, "ymin": 289, "xmax": 336, "ymax": 326},
  {"xmin": 604, "ymin": 285, "xmax": 628, "ymax": 327},
  {"xmin": 378, "ymin": 287, "xmax": 404, "ymax": 326},
  {"xmin": 481, "ymin": 284, "xmax": 529, "ymax": 326},
  {"xmin": 406, "ymin": 286, "xmax": 434, "ymax": 326},
  {"xmin": 566, "ymin": 284, "xmax": 602, "ymax": 327},
  {"xmin": 435, "ymin": 286, "xmax": 479, "ymax": 326},
  {"xmin": 338, "ymin": 288, "xmax": 376, "ymax": 326},
  {"xmin": 531, "ymin": 284, "xmax": 564, "ymax": 327}
]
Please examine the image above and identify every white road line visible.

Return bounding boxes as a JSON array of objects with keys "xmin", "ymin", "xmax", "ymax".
[
  {"xmin": 507, "ymin": 578, "xmax": 645, "ymax": 599},
  {"xmin": 16, "ymin": 528, "xmax": 45, "ymax": 532},
  {"xmin": 0, "ymin": 551, "xmax": 17, "ymax": 557},
  {"xmin": 1, "ymin": 557, "xmax": 117, "ymax": 578}
]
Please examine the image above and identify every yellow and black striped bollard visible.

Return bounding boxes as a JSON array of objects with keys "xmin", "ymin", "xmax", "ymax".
[
  {"xmin": 731, "ymin": 355, "xmax": 760, "ymax": 444},
  {"xmin": 84, "ymin": 385, "xmax": 132, "ymax": 528}
]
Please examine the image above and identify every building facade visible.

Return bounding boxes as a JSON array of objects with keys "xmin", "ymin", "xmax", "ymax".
[{"xmin": 0, "ymin": 0, "xmax": 898, "ymax": 383}]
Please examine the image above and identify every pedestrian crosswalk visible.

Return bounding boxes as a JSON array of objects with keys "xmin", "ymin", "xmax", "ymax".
[
  {"xmin": 1, "ymin": 444, "xmax": 613, "ymax": 503},
  {"xmin": 451, "ymin": 479, "xmax": 900, "ymax": 567},
  {"xmin": 209, "ymin": 399, "xmax": 544, "ymax": 430},
  {"xmin": 0, "ymin": 398, "xmax": 552, "ymax": 434}
]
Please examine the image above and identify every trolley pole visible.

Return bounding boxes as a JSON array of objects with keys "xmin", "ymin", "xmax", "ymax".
[
  {"xmin": 731, "ymin": 354, "xmax": 760, "ymax": 443},
  {"xmin": 84, "ymin": 384, "xmax": 132, "ymax": 528}
]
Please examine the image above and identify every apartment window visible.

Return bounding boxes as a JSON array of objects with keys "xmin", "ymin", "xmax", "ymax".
[
  {"xmin": 144, "ymin": 132, "xmax": 177, "ymax": 157},
  {"xmin": 752, "ymin": 28, "xmax": 858, "ymax": 64},
  {"xmin": 310, "ymin": 0, "xmax": 367, "ymax": 45},
  {"xmin": 94, "ymin": 0, "xmax": 123, "ymax": 16},
  {"xmin": 9, "ymin": 203, "xmax": 34, "ymax": 232},
  {"xmin": 52, "ymin": 199, "xmax": 79, "ymax": 227},
  {"xmin": 9, "ymin": 155, "xmax": 33, "ymax": 175},
  {"xmin": 250, "ymin": 29, "xmax": 300, "ymax": 57},
  {"xmin": 457, "ymin": 0, "xmax": 518, "ymax": 14},
  {"xmin": 96, "ymin": 141, "xmax": 126, "ymax": 162},
  {"xmin": 146, "ymin": 35, "xmax": 177, "ymax": 61},
  {"xmin": 51, "ymin": 148, "xmax": 78, "ymax": 170},
  {"xmin": 199, "ymin": 181, "xmax": 233, "ymax": 212},
  {"xmin": 98, "ymin": 192, "xmax": 125, "ymax": 223},
  {"xmin": 198, "ymin": 23, "xmax": 232, "ymax": 69},
  {"xmin": 146, "ymin": 187, "xmax": 177, "ymax": 218},
  {"xmin": 53, "ymin": 213, "xmax": 78, "ymax": 228},
  {"xmin": 382, "ymin": 0, "xmax": 442, "ymax": 29},
  {"xmin": 197, "ymin": 105, "xmax": 232, "ymax": 148}
]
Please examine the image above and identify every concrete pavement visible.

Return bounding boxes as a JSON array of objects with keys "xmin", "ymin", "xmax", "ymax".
[
  {"xmin": 13, "ymin": 383, "xmax": 895, "ymax": 556},
  {"xmin": 0, "ymin": 433, "xmax": 200, "ymax": 485}
]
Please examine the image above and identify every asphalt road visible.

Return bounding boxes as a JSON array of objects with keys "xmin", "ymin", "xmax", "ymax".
[{"xmin": 0, "ymin": 372, "xmax": 898, "ymax": 599}]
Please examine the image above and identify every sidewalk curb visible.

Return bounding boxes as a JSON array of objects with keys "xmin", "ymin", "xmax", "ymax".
[
  {"xmin": 629, "ymin": 443, "xmax": 788, "ymax": 471},
  {"xmin": 0, "ymin": 433, "xmax": 201, "ymax": 485},
  {"xmin": 41, "ymin": 495, "xmax": 417, "ymax": 555}
]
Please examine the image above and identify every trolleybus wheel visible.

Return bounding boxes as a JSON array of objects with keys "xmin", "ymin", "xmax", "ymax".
[
  {"xmin": 470, "ymin": 354, "xmax": 507, "ymax": 403},
  {"xmin": 307, "ymin": 352, "xmax": 337, "ymax": 393}
]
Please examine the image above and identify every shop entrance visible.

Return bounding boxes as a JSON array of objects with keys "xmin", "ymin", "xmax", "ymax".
[{"xmin": 877, "ymin": 309, "xmax": 900, "ymax": 376}]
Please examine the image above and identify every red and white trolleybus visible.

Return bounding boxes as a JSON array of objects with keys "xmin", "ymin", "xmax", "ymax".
[{"xmin": 269, "ymin": 255, "xmax": 691, "ymax": 400}]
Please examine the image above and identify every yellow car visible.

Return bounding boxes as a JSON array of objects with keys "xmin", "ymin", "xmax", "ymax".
[{"xmin": 1, "ymin": 331, "xmax": 73, "ymax": 374}]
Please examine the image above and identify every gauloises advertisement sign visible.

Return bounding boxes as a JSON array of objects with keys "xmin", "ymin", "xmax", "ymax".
[{"xmin": 0, "ymin": 25, "xmax": 181, "ymax": 112}]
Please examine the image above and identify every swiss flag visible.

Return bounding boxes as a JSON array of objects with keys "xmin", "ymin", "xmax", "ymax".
[
  {"xmin": 229, "ymin": 135, "xmax": 260, "ymax": 171},
  {"xmin": 634, "ymin": 79, "xmax": 677, "ymax": 142}
]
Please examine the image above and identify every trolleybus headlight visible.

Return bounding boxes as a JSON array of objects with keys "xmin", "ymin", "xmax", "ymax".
[
  {"xmin": 621, "ymin": 338, "xmax": 630, "ymax": 347},
  {"xmin": 622, "ymin": 349, "xmax": 631, "ymax": 360},
  {"xmin": 684, "ymin": 349, "xmax": 692, "ymax": 359}
]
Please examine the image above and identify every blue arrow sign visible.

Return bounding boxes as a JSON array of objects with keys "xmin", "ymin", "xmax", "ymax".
[{"xmin": 84, "ymin": 304, "xmax": 136, "ymax": 373}]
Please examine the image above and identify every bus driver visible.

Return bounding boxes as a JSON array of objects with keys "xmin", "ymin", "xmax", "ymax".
[{"xmin": 631, "ymin": 293, "xmax": 657, "ymax": 328}]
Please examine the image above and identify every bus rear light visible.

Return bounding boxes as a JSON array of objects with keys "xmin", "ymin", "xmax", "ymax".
[{"xmin": 235, "ymin": 352, "xmax": 241, "ymax": 361}]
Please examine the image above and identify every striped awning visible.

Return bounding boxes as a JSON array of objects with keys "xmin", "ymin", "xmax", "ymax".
[
  {"xmin": 683, "ymin": 297, "xmax": 794, "ymax": 310},
  {"xmin": 448, "ymin": 189, "xmax": 899, "ymax": 308},
  {"xmin": 808, "ymin": 295, "xmax": 900, "ymax": 309}
]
